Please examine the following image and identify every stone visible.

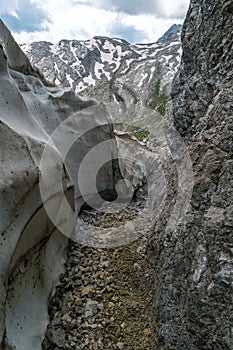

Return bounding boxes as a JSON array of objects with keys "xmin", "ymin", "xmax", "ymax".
[
  {"xmin": 62, "ymin": 314, "xmax": 72, "ymax": 323},
  {"xmin": 74, "ymin": 296, "xmax": 83, "ymax": 306},
  {"xmin": 89, "ymin": 323, "xmax": 98, "ymax": 329},
  {"xmin": 84, "ymin": 300, "xmax": 98, "ymax": 318},
  {"xmin": 48, "ymin": 328, "xmax": 66, "ymax": 348},
  {"xmin": 97, "ymin": 303, "xmax": 104, "ymax": 311},
  {"xmin": 81, "ymin": 285, "xmax": 94, "ymax": 297},
  {"xmin": 99, "ymin": 261, "xmax": 110, "ymax": 269},
  {"xmin": 144, "ymin": 328, "xmax": 152, "ymax": 336},
  {"xmin": 108, "ymin": 302, "xmax": 115, "ymax": 308}
]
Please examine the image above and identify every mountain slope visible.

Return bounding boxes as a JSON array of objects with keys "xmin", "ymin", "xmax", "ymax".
[{"xmin": 21, "ymin": 25, "xmax": 182, "ymax": 108}]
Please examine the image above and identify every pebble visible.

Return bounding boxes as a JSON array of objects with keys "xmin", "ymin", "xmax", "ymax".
[
  {"xmin": 84, "ymin": 299, "xmax": 98, "ymax": 318},
  {"xmin": 81, "ymin": 285, "xmax": 94, "ymax": 296},
  {"xmin": 42, "ymin": 184, "xmax": 155, "ymax": 349}
]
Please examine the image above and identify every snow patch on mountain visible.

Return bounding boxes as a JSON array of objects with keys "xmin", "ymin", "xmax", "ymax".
[{"xmin": 21, "ymin": 25, "xmax": 182, "ymax": 105}]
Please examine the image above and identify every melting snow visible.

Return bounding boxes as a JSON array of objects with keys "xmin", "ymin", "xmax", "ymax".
[
  {"xmin": 178, "ymin": 47, "xmax": 182, "ymax": 57},
  {"xmin": 101, "ymin": 50, "xmax": 114, "ymax": 63},
  {"xmin": 76, "ymin": 82, "xmax": 85, "ymax": 92},
  {"xmin": 55, "ymin": 78, "xmax": 60, "ymax": 85},
  {"xmin": 103, "ymin": 41, "xmax": 115, "ymax": 51},
  {"xmin": 138, "ymin": 72, "xmax": 148, "ymax": 88},
  {"xmin": 50, "ymin": 44, "xmax": 59, "ymax": 55},
  {"xmin": 21, "ymin": 44, "xmax": 31, "ymax": 55},
  {"xmin": 148, "ymin": 66, "xmax": 156, "ymax": 83},
  {"xmin": 54, "ymin": 61, "xmax": 59, "ymax": 75},
  {"xmin": 121, "ymin": 58, "xmax": 134, "ymax": 74},
  {"xmin": 94, "ymin": 62, "xmax": 104, "ymax": 79},
  {"xmin": 98, "ymin": 41, "xmax": 122, "ymax": 71},
  {"xmin": 21, "ymin": 33, "xmax": 182, "ymax": 98},
  {"xmin": 164, "ymin": 55, "xmax": 174, "ymax": 64},
  {"xmin": 66, "ymin": 73, "xmax": 74, "ymax": 88},
  {"xmin": 83, "ymin": 73, "xmax": 96, "ymax": 87},
  {"xmin": 105, "ymin": 71, "xmax": 111, "ymax": 80},
  {"xmin": 168, "ymin": 41, "xmax": 180, "ymax": 47}
]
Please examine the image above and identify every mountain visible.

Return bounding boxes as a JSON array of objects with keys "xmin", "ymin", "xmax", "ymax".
[
  {"xmin": 157, "ymin": 24, "xmax": 182, "ymax": 43},
  {"xmin": 21, "ymin": 25, "xmax": 182, "ymax": 109}
]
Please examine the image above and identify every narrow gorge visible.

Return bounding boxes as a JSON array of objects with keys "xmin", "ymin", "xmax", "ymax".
[{"xmin": 0, "ymin": 0, "xmax": 232, "ymax": 349}]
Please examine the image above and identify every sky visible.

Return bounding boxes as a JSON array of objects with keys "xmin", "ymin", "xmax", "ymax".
[{"xmin": 0, "ymin": 0, "xmax": 190, "ymax": 44}]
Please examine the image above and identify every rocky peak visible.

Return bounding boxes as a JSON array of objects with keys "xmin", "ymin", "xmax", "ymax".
[{"xmin": 157, "ymin": 24, "xmax": 182, "ymax": 44}]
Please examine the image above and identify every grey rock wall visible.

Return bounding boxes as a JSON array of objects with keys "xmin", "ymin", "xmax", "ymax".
[
  {"xmin": 149, "ymin": 1, "xmax": 233, "ymax": 349},
  {"xmin": 0, "ymin": 20, "xmax": 116, "ymax": 350},
  {"xmin": 0, "ymin": 33, "xmax": 72, "ymax": 350}
]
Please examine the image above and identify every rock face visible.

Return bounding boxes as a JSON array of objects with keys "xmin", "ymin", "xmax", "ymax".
[
  {"xmin": 0, "ymin": 21, "xmax": 72, "ymax": 350},
  {"xmin": 157, "ymin": 24, "xmax": 182, "ymax": 44},
  {"xmin": 149, "ymin": 1, "xmax": 233, "ymax": 349},
  {"xmin": 0, "ymin": 19, "xmax": 116, "ymax": 350},
  {"xmin": 21, "ymin": 25, "xmax": 182, "ymax": 107}
]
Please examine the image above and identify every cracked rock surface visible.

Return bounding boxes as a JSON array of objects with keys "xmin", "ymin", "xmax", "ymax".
[{"xmin": 149, "ymin": 0, "xmax": 233, "ymax": 349}]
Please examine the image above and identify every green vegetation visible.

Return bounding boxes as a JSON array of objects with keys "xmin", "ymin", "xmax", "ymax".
[
  {"xmin": 134, "ymin": 129, "xmax": 150, "ymax": 142},
  {"xmin": 113, "ymin": 122, "xmax": 124, "ymax": 130},
  {"xmin": 148, "ymin": 79, "xmax": 169, "ymax": 116},
  {"xmin": 114, "ymin": 124, "xmax": 150, "ymax": 142},
  {"xmin": 109, "ymin": 71, "xmax": 117, "ymax": 89}
]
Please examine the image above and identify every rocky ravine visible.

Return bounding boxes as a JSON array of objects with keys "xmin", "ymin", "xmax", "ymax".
[
  {"xmin": 148, "ymin": 0, "xmax": 233, "ymax": 349},
  {"xmin": 1, "ymin": 0, "xmax": 232, "ymax": 349},
  {"xmin": 0, "ymin": 18, "xmax": 163, "ymax": 350},
  {"xmin": 42, "ymin": 187, "xmax": 156, "ymax": 350}
]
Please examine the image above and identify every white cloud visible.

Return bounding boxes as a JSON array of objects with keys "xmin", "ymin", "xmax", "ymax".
[
  {"xmin": 0, "ymin": 0, "xmax": 19, "ymax": 16},
  {"xmin": 27, "ymin": 0, "xmax": 117, "ymax": 41},
  {"xmin": 72, "ymin": 0, "xmax": 160, "ymax": 16},
  {"xmin": 161, "ymin": 0, "xmax": 190, "ymax": 18},
  {"xmin": 72, "ymin": 0, "xmax": 189, "ymax": 18},
  {"xmin": 8, "ymin": 0, "xmax": 190, "ymax": 44},
  {"xmin": 119, "ymin": 14, "xmax": 183, "ymax": 42}
]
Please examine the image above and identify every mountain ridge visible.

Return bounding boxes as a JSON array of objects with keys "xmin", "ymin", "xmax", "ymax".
[{"xmin": 21, "ymin": 24, "xmax": 182, "ymax": 108}]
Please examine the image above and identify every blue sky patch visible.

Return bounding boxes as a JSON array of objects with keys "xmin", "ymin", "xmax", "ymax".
[
  {"xmin": 1, "ymin": 0, "xmax": 50, "ymax": 33},
  {"xmin": 111, "ymin": 23, "xmax": 147, "ymax": 43}
]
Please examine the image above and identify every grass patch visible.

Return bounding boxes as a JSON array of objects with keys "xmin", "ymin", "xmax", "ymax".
[
  {"xmin": 114, "ymin": 124, "xmax": 149, "ymax": 142},
  {"xmin": 148, "ymin": 80, "xmax": 169, "ymax": 115},
  {"xmin": 134, "ymin": 130, "xmax": 150, "ymax": 142}
]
